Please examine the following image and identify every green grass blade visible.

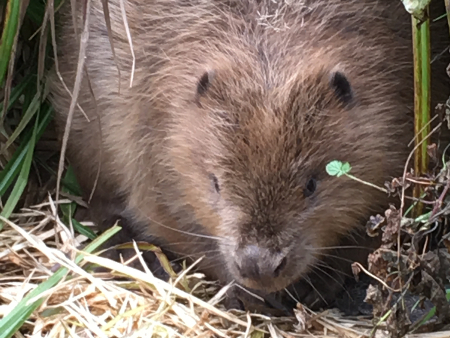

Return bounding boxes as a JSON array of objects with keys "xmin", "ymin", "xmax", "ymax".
[
  {"xmin": 59, "ymin": 165, "xmax": 97, "ymax": 239},
  {"xmin": 0, "ymin": 267, "xmax": 68, "ymax": 338},
  {"xmin": 411, "ymin": 11, "xmax": 431, "ymax": 217},
  {"xmin": 0, "ymin": 145, "xmax": 27, "ymax": 195},
  {"xmin": 414, "ymin": 289, "xmax": 450, "ymax": 330},
  {"xmin": 32, "ymin": 159, "xmax": 83, "ymax": 196},
  {"xmin": 1, "ymin": 90, "xmax": 45, "ymax": 153},
  {"xmin": 0, "ymin": 110, "xmax": 39, "ymax": 229},
  {"xmin": 0, "ymin": 73, "xmax": 33, "ymax": 124},
  {"xmin": 24, "ymin": 0, "xmax": 64, "ymax": 26},
  {"xmin": 72, "ymin": 217, "xmax": 97, "ymax": 240},
  {"xmin": 0, "ymin": 105, "xmax": 52, "ymax": 196},
  {"xmin": 0, "ymin": 0, "xmax": 21, "ymax": 86},
  {"xmin": 61, "ymin": 165, "xmax": 83, "ymax": 198}
]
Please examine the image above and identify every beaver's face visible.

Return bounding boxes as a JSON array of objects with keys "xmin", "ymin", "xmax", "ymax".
[{"xmin": 171, "ymin": 59, "xmax": 394, "ymax": 293}]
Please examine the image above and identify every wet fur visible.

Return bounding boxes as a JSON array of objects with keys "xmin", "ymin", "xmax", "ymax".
[{"xmin": 48, "ymin": 0, "xmax": 449, "ymax": 313}]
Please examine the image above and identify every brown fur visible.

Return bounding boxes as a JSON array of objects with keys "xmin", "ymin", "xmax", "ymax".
[{"xmin": 47, "ymin": 0, "xmax": 449, "ymax": 313}]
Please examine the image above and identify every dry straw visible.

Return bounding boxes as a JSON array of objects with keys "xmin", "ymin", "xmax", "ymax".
[{"xmin": 0, "ymin": 196, "xmax": 397, "ymax": 338}]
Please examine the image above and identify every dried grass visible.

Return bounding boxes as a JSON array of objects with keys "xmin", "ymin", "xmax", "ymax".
[{"xmin": 0, "ymin": 196, "xmax": 413, "ymax": 338}]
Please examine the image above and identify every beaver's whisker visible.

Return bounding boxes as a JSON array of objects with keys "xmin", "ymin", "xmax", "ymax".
[{"xmin": 139, "ymin": 210, "xmax": 228, "ymax": 242}]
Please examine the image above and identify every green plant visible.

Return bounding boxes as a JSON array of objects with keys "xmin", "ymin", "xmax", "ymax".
[{"xmin": 325, "ymin": 160, "xmax": 388, "ymax": 193}]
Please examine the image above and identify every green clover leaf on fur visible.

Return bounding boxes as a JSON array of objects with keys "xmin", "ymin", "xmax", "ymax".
[{"xmin": 325, "ymin": 161, "xmax": 352, "ymax": 177}]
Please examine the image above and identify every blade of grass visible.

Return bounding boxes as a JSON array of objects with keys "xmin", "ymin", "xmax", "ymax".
[
  {"xmin": 412, "ymin": 289, "xmax": 450, "ymax": 331},
  {"xmin": 412, "ymin": 9, "xmax": 431, "ymax": 217},
  {"xmin": 0, "ymin": 104, "xmax": 52, "ymax": 196},
  {"xmin": 25, "ymin": 0, "xmax": 63, "ymax": 26},
  {"xmin": 0, "ymin": 73, "xmax": 33, "ymax": 125},
  {"xmin": 60, "ymin": 165, "xmax": 83, "ymax": 201},
  {"xmin": 60, "ymin": 165, "xmax": 97, "ymax": 240},
  {"xmin": 31, "ymin": 159, "xmax": 96, "ymax": 238},
  {"xmin": 0, "ymin": 224, "xmax": 121, "ymax": 338},
  {"xmin": 71, "ymin": 217, "xmax": 97, "ymax": 239},
  {"xmin": 1, "ymin": 90, "xmax": 47, "ymax": 154},
  {"xmin": 1, "ymin": 0, "xmax": 29, "ymax": 128},
  {"xmin": 33, "ymin": 159, "xmax": 83, "ymax": 196},
  {"xmin": 0, "ymin": 108, "xmax": 38, "ymax": 230},
  {"xmin": 0, "ymin": 0, "xmax": 21, "ymax": 86}
]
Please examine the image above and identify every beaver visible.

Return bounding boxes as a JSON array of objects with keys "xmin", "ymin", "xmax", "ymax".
[{"xmin": 47, "ymin": 0, "xmax": 449, "ymax": 313}]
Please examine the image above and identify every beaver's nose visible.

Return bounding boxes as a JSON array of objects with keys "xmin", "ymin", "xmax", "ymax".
[{"xmin": 234, "ymin": 245, "xmax": 287, "ymax": 280}]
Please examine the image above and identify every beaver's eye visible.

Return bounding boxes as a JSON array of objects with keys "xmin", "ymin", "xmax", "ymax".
[
  {"xmin": 210, "ymin": 174, "xmax": 220, "ymax": 193},
  {"xmin": 197, "ymin": 70, "xmax": 215, "ymax": 96},
  {"xmin": 330, "ymin": 71, "xmax": 353, "ymax": 105},
  {"xmin": 303, "ymin": 178, "xmax": 317, "ymax": 197}
]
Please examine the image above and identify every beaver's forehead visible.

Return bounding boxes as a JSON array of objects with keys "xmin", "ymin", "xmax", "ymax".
[
  {"xmin": 211, "ymin": 109, "xmax": 355, "ymax": 186},
  {"xmin": 219, "ymin": 129, "xmax": 315, "ymax": 180},
  {"xmin": 217, "ymin": 107, "xmax": 341, "ymax": 157}
]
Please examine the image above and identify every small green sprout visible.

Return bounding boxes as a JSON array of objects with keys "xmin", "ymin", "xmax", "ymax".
[
  {"xmin": 326, "ymin": 160, "xmax": 351, "ymax": 177},
  {"xmin": 326, "ymin": 160, "xmax": 388, "ymax": 193}
]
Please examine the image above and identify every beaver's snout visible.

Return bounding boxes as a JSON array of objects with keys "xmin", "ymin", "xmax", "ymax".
[{"xmin": 233, "ymin": 245, "xmax": 288, "ymax": 283}]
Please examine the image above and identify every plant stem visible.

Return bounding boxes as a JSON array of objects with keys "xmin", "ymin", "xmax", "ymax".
[
  {"xmin": 412, "ymin": 10, "xmax": 431, "ymax": 217},
  {"xmin": 345, "ymin": 174, "xmax": 388, "ymax": 193}
]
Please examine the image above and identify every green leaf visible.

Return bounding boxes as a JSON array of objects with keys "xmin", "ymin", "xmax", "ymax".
[
  {"xmin": 59, "ymin": 165, "xmax": 94, "ymax": 238},
  {"xmin": 414, "ymin": 211, "xmax": 431, "ymax": 223},
  {"xmin": 0, "ymin": 0, "xmax": 21, "ymax": 86},
  {"xmin": 72, "ymin": 217, "xmax": 97, "ymax": 240},
  {"xmin": 415, "ymin": 289, "xmax": 450, "ymax": 329},
  {"xmin": 62, "ymin": 165, "xmax": 83, "ymax": 196},
  {"xmin": 326, "ymin": 161, "xmax": 342, "ymax": 176},
  {"xmin": 341, "ymin": 162, "xmax": 352, "ymax": 174},
  {"xmin": 326, "ymin": 160, "xmax": 352, "ymax": 177},
  {"xmin": 32, "ymin": 160, "xmax": 82, "ymax": 197},
  {"xmin": 60, "ymin": 167, "xmax": 79, "ymax": 222}
]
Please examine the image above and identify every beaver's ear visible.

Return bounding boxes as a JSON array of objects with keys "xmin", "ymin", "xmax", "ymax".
[
  {"xmin": 329, "ymin": 71, "xmax": 353, "ymax": 106},
  {"xmin": 196, "ymin": 70, "xmax": 215, "ymax": 96}
]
